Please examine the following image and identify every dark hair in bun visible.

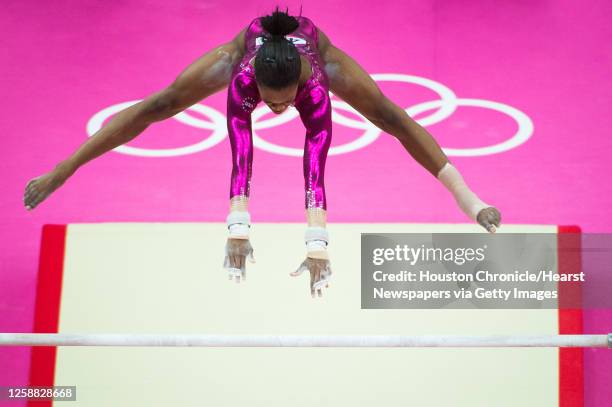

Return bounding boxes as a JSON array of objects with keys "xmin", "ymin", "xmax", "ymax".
[{"xmin": 255, "ymin": 6, "xmax": 302, "ymax": 89}]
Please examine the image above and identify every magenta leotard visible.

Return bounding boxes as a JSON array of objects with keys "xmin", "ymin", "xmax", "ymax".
[{"xmin": 226, "ymin": 16, "xmax": 332, "ymax": 210}]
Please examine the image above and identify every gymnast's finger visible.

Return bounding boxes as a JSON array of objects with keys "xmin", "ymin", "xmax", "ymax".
[
  {"xmin": 491, "ymin": 209, "xmax": 501, "ymax": 227},
  {"xmin": 26, "ymin": 193, "xmax": 45, "ymax": 210},
  {"xmin": 26, "ymin": 189, "xmax": 43, "ymax": 205}
]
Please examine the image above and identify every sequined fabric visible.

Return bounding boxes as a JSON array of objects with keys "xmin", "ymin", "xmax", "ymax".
[{"xmin": 226, "ymin": 16, "xmax": 332, "ymax": 209}]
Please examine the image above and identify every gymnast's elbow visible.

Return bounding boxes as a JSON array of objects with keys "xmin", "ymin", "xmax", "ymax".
[
  {"xmin": 375, "ymin": 97, "xmax": 413, "ymax": 138},
  {"xmin": 138, "ymin": 88, "xmax": 182, "ymax": 124}
]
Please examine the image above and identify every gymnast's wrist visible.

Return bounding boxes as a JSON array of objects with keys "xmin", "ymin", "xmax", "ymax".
[
  {"xmin": 437, "ymin": 162, "xmax": 489, "ymax": 221},
  {"xmin": 55, "ymin": 159, "xmax": 77, "ymax": 179},
  {"xmin": 307, "ymin": 249, "xmax": 329, "ymax": 260},
  {"xmin": 227, "ymin": 210, "xmax": 251, "ymax": 239},
  {"xmin": 305, "ymin": 226, "xmax": 329, "ymax": 259}
]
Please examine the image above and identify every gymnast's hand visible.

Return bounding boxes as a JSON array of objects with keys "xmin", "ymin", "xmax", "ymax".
[
  {"xmin": 291, "ymin": 254, "xmax": 332, "ymax": 298},
  {"xmin": 477, "ymin": 207, "xmax": 501, "ymax": 233},
  {"xmin": 223, "ymin": 237, "xmax": 255, "ymax": 283},
  {"xmin": 23, "ymin": 164, "xmax": 72, "ymax": 211}
]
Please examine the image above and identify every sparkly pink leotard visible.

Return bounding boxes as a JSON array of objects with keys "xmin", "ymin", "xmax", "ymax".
[{"xmin": 226, "ymin": 16, "xmax": 332, "ymax": 210}]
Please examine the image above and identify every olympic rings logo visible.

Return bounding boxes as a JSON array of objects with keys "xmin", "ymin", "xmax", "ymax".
[{"xmin": 86, "ymin": 73, "xmax": 533, "ymax": 158}]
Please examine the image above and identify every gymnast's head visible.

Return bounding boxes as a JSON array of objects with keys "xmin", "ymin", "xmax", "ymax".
[{"xmin": 255, "ymin": 7, "xmax": 301, "ymax": 114}]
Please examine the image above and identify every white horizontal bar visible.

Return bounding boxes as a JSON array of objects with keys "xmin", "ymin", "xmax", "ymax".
[{"xmin": 0, "ymin": 333, "xmax": 610, "ymax": 348}]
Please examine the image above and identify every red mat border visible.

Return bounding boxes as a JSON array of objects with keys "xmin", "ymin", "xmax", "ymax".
[
  {"xmin": 27, "ymin": 224, "xmax": 584, "ymax": 406},
  {"xmin": 557, "ymin": 226, "xmax": 584, "ymax": 407},
  {"xmin": 28, "ymin": 224, "xmax": 66, "ymax": 407}
]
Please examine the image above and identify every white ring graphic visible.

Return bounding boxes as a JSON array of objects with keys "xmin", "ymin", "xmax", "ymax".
[
  {"xmin": 406, "ymin": 98, "xmax": 534, "ymax": 156},
  {"xmin": 330, "ymin": 73, "xmax": 459, "ymax": 128},
  {"xmin": 88, "ymin": 73, "xmax": 534, "ymax": 158},
  {"xmin": 86, "ymin": 100, "xmax": 227, "ymax": 157}
]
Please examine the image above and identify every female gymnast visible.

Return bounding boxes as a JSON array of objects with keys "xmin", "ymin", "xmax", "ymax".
[{"xmin": 23, "ymin": 8, "xmax": 501, "ymax": 297}]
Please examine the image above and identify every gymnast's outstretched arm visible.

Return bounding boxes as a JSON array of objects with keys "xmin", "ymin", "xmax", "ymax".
[
  {"xmin": 316, "ymin": 28, "xmax": 501, "ymax": 233},
  {"xmin": 288, "ymin": 86, "xmax": 333, "ymax": 298},
  {"xmin": 23, "ymin": 28, "xmax": 248, "ymax": 211},
  {"xmin": 222, "ymin": 58, "xmax": 263, "ymax": 283}
]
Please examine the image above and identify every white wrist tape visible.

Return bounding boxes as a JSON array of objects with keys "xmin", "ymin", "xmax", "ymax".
[
  {"xmin": 226, "ymin": 211, "xmax": 251, "ymax": 237},
  {"xmin": 229, "ymin": 223, "xmax": 250, "ymax": 237},
  {"xmin": 306, "ymin": 240, "xmax": 327, "ymax": 252},
  {"xmin": 437, "ymin": 163, "xmax": 489, "ymax": 221},
  {"xmin": 305, "ymin": 227, "xmax": 328, "ymax": 252}
]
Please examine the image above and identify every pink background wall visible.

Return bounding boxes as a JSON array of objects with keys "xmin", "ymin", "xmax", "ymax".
[{"xmin": 1, "ymin": 1, "xmax": 610, "ymax": 404}]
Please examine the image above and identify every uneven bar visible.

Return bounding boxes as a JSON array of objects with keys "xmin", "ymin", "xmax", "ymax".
[{"xmin": 0, "ymin": 333, "xmax": 610, "ymax": 348}]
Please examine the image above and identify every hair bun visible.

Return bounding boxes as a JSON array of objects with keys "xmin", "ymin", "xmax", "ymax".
[{"xmin": 260, "ymin": 6, "xmax": 300, "ymax": 37}]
